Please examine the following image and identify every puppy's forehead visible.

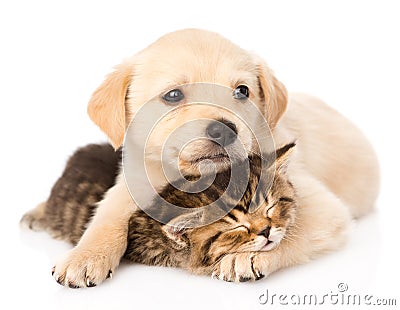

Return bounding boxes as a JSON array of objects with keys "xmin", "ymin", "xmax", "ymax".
[{"xmin": 132, "ymin": 29, "xmax": 257, "ymax": 90}]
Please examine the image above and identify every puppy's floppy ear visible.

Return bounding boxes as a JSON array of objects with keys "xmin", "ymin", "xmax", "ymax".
[
  {"xmin": 87, "ymin": 62, "xmax": 133, "ymax": 149},
  {"xmin": 256, "ymin": 58, "xmax": 288, "ymax": 129}
]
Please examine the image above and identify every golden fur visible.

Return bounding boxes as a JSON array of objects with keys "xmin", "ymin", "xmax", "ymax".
[{"xmin": 31, "ymin": 29, "xmax": 379, "ymax": 286}]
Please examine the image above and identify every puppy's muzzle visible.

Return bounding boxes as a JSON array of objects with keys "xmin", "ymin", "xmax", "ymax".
[{"xmin": 206, "ymin": 119, "xmax": 237, "ymax": 147}]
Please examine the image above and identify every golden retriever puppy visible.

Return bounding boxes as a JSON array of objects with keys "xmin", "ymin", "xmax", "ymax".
[{"xmin": 34, "ymin": 29, "xmax": 378, "ymax": 287}]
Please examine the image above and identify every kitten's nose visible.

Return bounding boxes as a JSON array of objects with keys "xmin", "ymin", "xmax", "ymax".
[
  {"xmin": 206, "ymin": 119, "xmax": 237, "ymax": 147},
  {"xmin": 259, "ymin": 227, "xmax": 271, "ymax": 238}
]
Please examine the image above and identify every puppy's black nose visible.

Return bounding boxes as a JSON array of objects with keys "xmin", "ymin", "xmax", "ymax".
[
  {"xmin": 259, "ymin": 227, "xmax": 271, "ymax": 238},
  {"xmin": 206, "ymin": 120, "xmax": 237, "ymax": 147}
]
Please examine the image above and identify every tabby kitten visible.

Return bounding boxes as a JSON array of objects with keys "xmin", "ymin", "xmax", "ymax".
[
  {"xmin": 21, "ymin": 142, "xmax": 296, "ymax": 283},
  {"xmin": 125, "ymin": 143, "xmax": 297, "ymax": 280}
]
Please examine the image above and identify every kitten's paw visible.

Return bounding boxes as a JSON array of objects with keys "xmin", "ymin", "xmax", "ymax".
[
  {"xmin": 52, "ymin": 246, "xmax": 118, "ymax": 288},
  {"xmin": 212, "ymin": 253, "xmax": 268, "ymax": 282},
  {"xmin": 20, "ymin": 202, "xmax": 47, "ymax": 231}
]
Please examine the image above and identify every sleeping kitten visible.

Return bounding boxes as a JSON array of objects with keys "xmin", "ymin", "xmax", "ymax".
[
  {"xmin": 125, "ymin": 143, "xmax": 296, "ymax": 280},
  {"xmin": 21, "ymin": 142, "xmax": 296, "ymax": 284}
]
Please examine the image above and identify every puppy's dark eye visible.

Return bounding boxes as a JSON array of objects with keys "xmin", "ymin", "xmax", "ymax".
[
  {"xmin": 162, "ymin": 89, "xmax": 184, "ymax": 104},
  {"xmin": 233, "ymin": 85, "xmax": 249, "ymax": 100}
]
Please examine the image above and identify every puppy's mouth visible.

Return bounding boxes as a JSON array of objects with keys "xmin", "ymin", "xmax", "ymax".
[
  {"xmin": 178, "ymin": 140, "xmax": 248, "ymax": 172},
  {"xmin": 191, "ymin": 153, "xmax": 230, "ymax": 164}
]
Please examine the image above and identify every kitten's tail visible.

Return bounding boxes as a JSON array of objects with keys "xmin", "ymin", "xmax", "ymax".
[{"xmin": 20, "ymin": 201, "xmax": 48, "ymax": 231}]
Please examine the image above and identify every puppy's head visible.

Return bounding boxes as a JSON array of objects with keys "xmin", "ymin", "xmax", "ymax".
[{"xmin": 88, "ymin": 29, "xmax": 287, "ymax": 176}]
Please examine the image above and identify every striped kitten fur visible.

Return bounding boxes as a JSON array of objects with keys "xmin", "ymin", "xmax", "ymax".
[
  {"xmin": 21, "ymin": 142, "xmax": 296, "ymax": 280},
  {"xmin": 20, "ymin": 144, "xmax": 122, "ymax": 245}
]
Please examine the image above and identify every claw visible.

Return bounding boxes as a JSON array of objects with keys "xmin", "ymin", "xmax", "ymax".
[
  {"xmin": 86, "ymin": 278, "xmax": 96, "ymax": 287},
  {"xmin": 68, "ymin": 281, "xmax": 80, "ymax": 289},
  {"xmin": 223, "ymin": 275, "xmax": 233, "ymax": 282},
  {"xmin": 238, "ymin": 275, "xmax": 252, "ymax": 282},
  {"xmin": 55, "ymin": 274, "xmax": 64, "ymax": 286},
  {"xmin": 107, "ymin": 270, "xmax": 113, "ymax": 279},
  {"xmin": 253, "ymin": 267, "xmax": 265, "ymax": 280}
]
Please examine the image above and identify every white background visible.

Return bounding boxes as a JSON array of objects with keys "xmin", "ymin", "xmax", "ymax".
[{"xmin": 1, "ymin": 0, "xmax": 399, "ymax": 309}]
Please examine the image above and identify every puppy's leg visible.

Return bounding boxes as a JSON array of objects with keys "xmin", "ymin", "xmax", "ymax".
[
  {"xmin": 213, "ymin": 172, "xmax": 352, "ymax": 282},
  {"xmin": 52, "ymin": 177, "xmax": 136, "ymax": 288}
]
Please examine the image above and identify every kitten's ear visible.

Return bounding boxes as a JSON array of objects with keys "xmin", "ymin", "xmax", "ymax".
[
  {"xmin": 274, "ymin": 142, "xmax": 296, "ymax": 172},
  {"xmin": 162, "ymin": 211, "xmax": 202, "ymax": 248}
]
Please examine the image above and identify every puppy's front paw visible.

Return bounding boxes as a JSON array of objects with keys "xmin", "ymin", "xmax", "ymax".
[
  {"xmin": 212, "ymin": 253, "xmax": 268, "ymax": 282},
  {"xmin": 52, "ymin": 246, "xmax": 118, "ymax": 288}
]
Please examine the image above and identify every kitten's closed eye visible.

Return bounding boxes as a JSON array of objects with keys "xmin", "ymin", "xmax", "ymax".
[
  {"xmin": 232, "ymin": 226, "xmax": 250, "ymax": 233},
  {"xmin": 265, "ymin": 206, "xmax": 276, "ymax": 218}
]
